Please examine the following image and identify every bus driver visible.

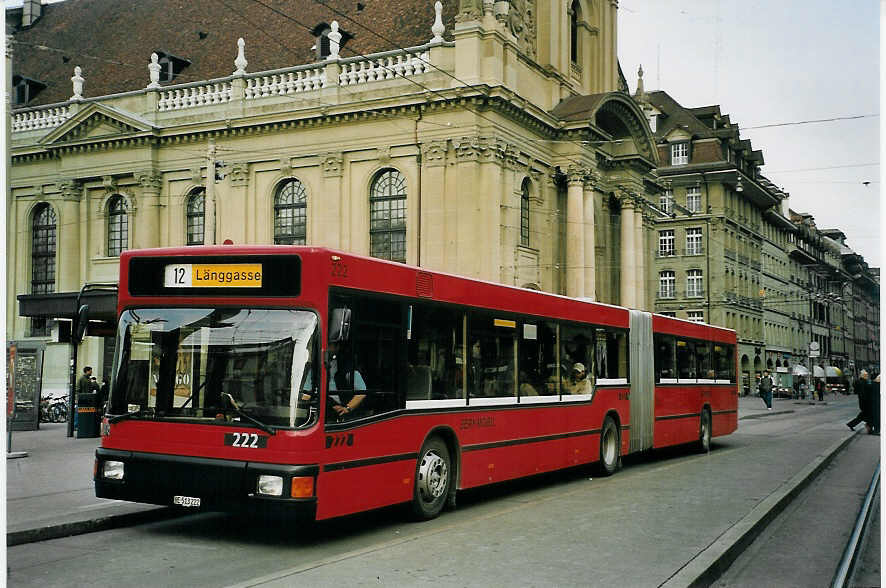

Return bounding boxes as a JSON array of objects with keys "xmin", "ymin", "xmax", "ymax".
[{"xmin": 327, "ymin": 341, "xmax": 367, "ymax": 419}]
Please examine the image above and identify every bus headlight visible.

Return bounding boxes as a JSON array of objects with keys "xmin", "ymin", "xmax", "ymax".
[
  {"xmin": 103, "ymin": 460, "xmax": 124, "ymax": 480},
  {"xmin": 257, "ymin": 475, "xmax": 283, "ymax": 496}
]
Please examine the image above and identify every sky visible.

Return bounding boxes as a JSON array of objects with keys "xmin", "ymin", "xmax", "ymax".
[{"xmin": 618, "ymin": 0, "xmax": 881, "ymax": 268}]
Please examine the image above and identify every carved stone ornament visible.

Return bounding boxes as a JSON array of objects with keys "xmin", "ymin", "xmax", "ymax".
[
  {"xmin": 102, "ymin": 175, "xmax": 117, "ymax": 193},
  {"xmin": 147, "ymin": 53, "xmax": 161, "ymax": 89},
  {"xmin": 456, "ymin": 0, "xmax": 483, "ymax": 22},
  {"xmin": 422, "ymin": 140, "xmax": 447, "ymax": 166},
  {"xmin": 508, "ymin": 0, "xmax": 537, "ymax": 59},
  {"xmin": 136, "ymin": 171, "xmax": 162, "ymax": 192},
  {"xmin": 322, "ymin": 153, "xmax": 344, "ymax": 177},
  {"xmin": 455, "ymin": 136, "xmax": 480, "ymax": 161},
  {"xmin": 191, "ymin": 167, "xmax": 203, "ymax": 184},
  {"xmin": 70, "ymin": 66, "xmax": 84, "ymax": 101},
  {"xmin": 280, "ymin": 158, "xmax": 293, "ymax": 177},
  {"xmin": 566, "ymin": 164, "xmax": 588, "ymax": 186},
  {"xmin": 377, "ymin": 145, "xmax": 391, "ymax": 166},
  {"xmin": 229, "ymin": 162, "xmax": 249, "ymax": 187},
  {"xmin": 56, "ymin": 180, "xmax": 82, "ymax": 201}
]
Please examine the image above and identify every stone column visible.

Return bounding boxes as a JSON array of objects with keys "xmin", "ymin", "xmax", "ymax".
[
  {"xmin": 477, "ymin": 137, "xmax": 503, "ymax": 282},
  {"xmin": 634, "ymin": 204, "xmax": 645, "ymax": 310},
  {"xmin": 223, "ymin": 163, "xmax": 249, "ymax": 244},
  {"xmin": 321, "ymin": 152, "xmax": 344, "ymax": 249},
  {"xmin": 453, "ymin": 137, "xmax": 482, "ymax": 278},
  {"xmin": 565, "ymin": 167, "xmax": 585, "ymax": 298},
  {"xmin": 134, "ymin": 172, "xmax": 162, "ymax": 249},
  {"xmin": 582, "ymin": 175, "xmax": 597, "ymax": 299},
  {"xmin": 57, "ymin": 181, "xmax": 82, "ymax": 292},
  {"xmin": 419, "ymin": 141, "xmax": 447, "ymax": 271},
  {"xmin": 619, "ymin": 195, "xmax": 636, "ymax": 308}
]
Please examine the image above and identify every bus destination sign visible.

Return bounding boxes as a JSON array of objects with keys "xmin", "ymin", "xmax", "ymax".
[
  {"xmin": 163, "ymin": 263, "xmax": 263, "ymax": 288},
  {"xmin": 130, "ymin": 254, "xmax": 300, "ymax": 296}
]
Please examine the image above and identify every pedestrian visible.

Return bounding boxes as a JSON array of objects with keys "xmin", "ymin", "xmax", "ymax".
[
  {"xmin": 758, "ymin": 370, "xmax": 773, "ymax": 410},
  {"xmin": 793, "ymin": 378, "xmax": 800, "ymax": 399},
  {"xmin": 847, "ymin": 370, "xmax": 871, "ymax": 432},
  {"xmin": 77, "ymin": 366, "xmax": 95, "ymax": 395},
  {"xmin": 871, "ymin": 374, "xmax": 880, "ymax": 435},
  {"xmin": 815, "ymin": 377, "xmax": 825, "ymax": 402}
]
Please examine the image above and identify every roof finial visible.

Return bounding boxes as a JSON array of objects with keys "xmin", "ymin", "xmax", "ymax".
[
  {"xmin": 70, "ymin": 66, "xmax": 84, "ymax": 101},
  {"xmin": 147, "ymin": 53, "xmax": 161, "ymax": 89},
  {"xmin": 233, "ymin": 38, "xmax": 248, "ymax": 75},
  {"xmin": 430, "ymin": 1, "xmax": 445, "ymax": 44},
  {"xmin": 635, "ymin": 64, "xmax": 645, "ymax": 98},
  {"xmin": 328, "ymin": 21, "xmax": 341, "ymax": 59}
]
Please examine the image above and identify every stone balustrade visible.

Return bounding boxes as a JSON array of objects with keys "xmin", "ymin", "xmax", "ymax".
[
  {"xmin": 244, "ymin": 66, "xmax": 326, "ymax": 98},
  {"xmin": 338, "ymin": 49, "xmax": 431, "ymax": 86},
  {"xmin": 11, "ymin": 106, "xmax": 71, "ymax": 132},
  {"xmin": 11, "ymin": 40, "xmax": 450, "ymax": 133},
  {"xmin": 158, "ymin": 81, "xmax": 233, "ymax": 111}
]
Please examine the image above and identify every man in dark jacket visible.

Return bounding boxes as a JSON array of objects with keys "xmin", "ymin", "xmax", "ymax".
[
  {"xmin": 847, "ymin": 370, "xmax": 871, "ymax": 431},
  {"xmin": 77, "ymin": 366, "xmax": 98, "ymax": 395},
  {"xmin": 759, "ymin": 370, "xmax": 773, "ymax": 410}
]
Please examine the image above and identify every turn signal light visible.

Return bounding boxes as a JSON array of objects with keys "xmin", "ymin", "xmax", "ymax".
[{"xmin": 290, "ymin": 476, "xmax": 314, "ymax": 498}]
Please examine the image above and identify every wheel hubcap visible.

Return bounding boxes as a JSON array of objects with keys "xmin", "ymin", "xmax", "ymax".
[
  {"xmin": 602, "ymin": 429, "xmax": 616, "ymax": 465},
  {"xmin": 417, "ymin": 450, "xmax": 448, "ymax": 502}
]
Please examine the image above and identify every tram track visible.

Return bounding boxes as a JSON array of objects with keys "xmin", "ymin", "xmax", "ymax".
[{"xmin": 833, "ymin": 463, "xmax": 880, "ymax": 588}]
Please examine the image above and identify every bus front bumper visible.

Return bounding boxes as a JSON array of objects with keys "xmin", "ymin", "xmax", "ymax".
[{"xmin": 94, "ymin": 447, "xmax": 318, "ymax": 520}]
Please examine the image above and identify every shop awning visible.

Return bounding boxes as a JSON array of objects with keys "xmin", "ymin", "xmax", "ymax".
[
  {"xmin": 792, "ymin": 365, "xmax": 810, "ymax": 376},
  {"xmin": 825, "ymin": 366, "xmax": 843, "ymax": 378},
  {"xmin": 813, "ymin": 365, "xmax": 826, "ymax": 378}
]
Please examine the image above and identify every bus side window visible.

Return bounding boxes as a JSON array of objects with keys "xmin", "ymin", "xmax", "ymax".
[
  {"xmin": 654, "ymin": 334, "xmax": 676, "ymax": 381},
  {"xmin": 468, "ymin": 312, "xmax": 517, "ymax": 399},
  {"xmin": 406, "ymin": 303, "xmax": 464, "ymax": 401}
]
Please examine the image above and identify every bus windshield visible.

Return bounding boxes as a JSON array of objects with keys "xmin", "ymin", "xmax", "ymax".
[{"xmin": 108, "ymin": 308, "xmax": 319, "ymax": 429}]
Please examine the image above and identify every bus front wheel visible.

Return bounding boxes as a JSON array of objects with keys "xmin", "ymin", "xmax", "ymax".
[
  {"xmin": 597, "ymin": 416, "xmax": 620, "ymax": 476},
  {"xmin": 411, "ymin": 437, "xmax": 451, "ymax": 520}
]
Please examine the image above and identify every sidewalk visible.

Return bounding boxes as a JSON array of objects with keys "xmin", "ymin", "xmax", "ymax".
[
  {"xmin": 5, "ymin": 394, "xmax": 855, "ymax": 546},
  {"xmin": 6, "ymin": 422, "xmax": 175, "ymax": 546}
]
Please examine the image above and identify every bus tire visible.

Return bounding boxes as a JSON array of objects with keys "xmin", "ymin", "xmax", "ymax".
[
  {"xmin": 697, "ymin": 408, "xmax": 712, "ymax": 453},
  {"xmin": 411, "ymin": 437, "xmax": 451, "ymax": 521},
  {"xmin": 597, "ymin": 416, "xmax": 620, "ymax": 476}
]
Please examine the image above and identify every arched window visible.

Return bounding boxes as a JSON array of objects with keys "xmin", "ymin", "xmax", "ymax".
[
  {"xmin": 520, "ymin": 178, "xmax": 531, "ymax": 247},
  {"xmin": 186, "ymin": 188, "xmax": 205, "ymax": 246},
  {"xmin": 31, "ymin": 203, "xmax": 56, "ymax": 294},
  {"xmin": 369, "ymin": 169, "xmax": 407, "ymax": 262},
  {"xmin": 107, "ymin": 195, "xmax": 128, "ymax": 257},
  {"xmin": 570, "ymin": 0, "xmax": 580, "ymax": 64},
  {"xmin": 274, "ymin": 179, "xmax": 307, "ymax": 245}
]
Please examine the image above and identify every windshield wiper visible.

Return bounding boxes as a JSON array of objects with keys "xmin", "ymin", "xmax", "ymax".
[
  {"xmin": 109, "ymin": 407, "xmax": 156, "ymax": 424},
  {"xmin": 221, "ymin": 393, "xmax": 276, "ymax": 436}
]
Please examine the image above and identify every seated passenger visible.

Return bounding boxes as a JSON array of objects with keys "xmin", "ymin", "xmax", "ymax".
[{"xmin": 569, "ymin": 363, "xmax": 593, "ymax": 395}]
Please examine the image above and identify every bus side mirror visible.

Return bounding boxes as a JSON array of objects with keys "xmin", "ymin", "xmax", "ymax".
[
  {"xmin": 73, "ymin": 304, "xmax": 89, "ymax": 344},
  {"xmin": 328, "ymin": 308, "xmax": 351, "ymax": 343}
]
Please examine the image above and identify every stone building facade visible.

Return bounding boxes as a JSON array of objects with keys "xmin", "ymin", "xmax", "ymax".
[
  {"xmin": 7, "ymin": 0, "xmax": 662, "ymax": 395},
  {"xmin": 632, "ymin": 73, "xmax": 879, "ymax": 391}
]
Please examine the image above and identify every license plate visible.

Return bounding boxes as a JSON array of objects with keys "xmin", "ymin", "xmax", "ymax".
[{"xmin": 173, "ymin": 495, "xmax": 201, "ymax": 507}]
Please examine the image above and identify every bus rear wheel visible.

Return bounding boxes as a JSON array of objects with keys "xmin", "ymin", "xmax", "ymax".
[
  {"xmin": 697, "ymin": 408, "xmax": 712, "ymax": 453},
  {"xmin": 597, "ymin": 416, "xmax": 620, "ymax": 476},
  {"xmin": 411, "ymin": 437, "xmax": 451, "ymax": 521}
]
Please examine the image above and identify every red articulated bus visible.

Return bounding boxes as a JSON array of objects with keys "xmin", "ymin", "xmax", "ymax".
[{"xmin": 95, "ymin": 246, "xmax": 737, "ymax": 521}]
